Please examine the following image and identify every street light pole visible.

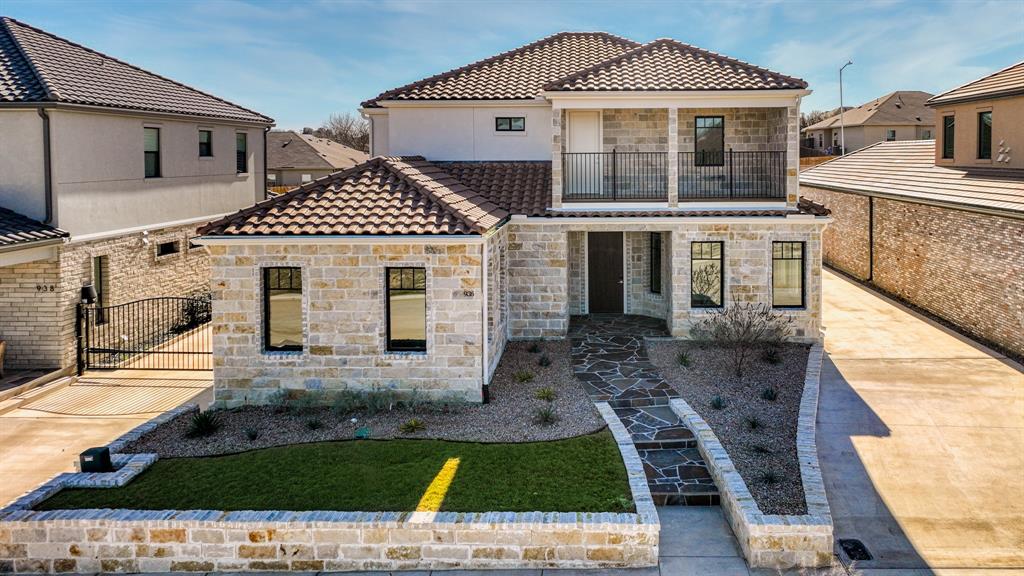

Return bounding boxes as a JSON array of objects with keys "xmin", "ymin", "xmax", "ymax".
[{"xmin": 839, "ymin": 60, "xmax": 853, "ymax": 156}]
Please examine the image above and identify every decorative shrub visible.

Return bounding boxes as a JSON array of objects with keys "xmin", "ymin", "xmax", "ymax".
[
  {"xmin": 185, "ymin": 411, "xmax": 221, "ymax": 438},
  {"xmin": 527, "ymin": 342, "xmax": 541, "ymax": 353},
  {"xmin": 331, "ymin": 390, "xmax": 364, "ymax": 415},
  {"xmin": 399, "ymin": 418, "xmax": 426, "ymax": 434},
  {"xmin": 690, "ymin": 300, "xmax": 793, "ymax": 378},
  {"xmin": 244, "ymin": 427, "xmax": 259, "ymax": 441},
  {"xmin": 760, "ymin": 470, "xmax": 780, "ymax": 485},
  {"xmin": 533, "ymin": 406, "xmax": 558, "ymax": 426},
  {"xmin": 538, "ymin": 355, "xmax": 552, "ymax": 367},
  {"xmin": 752, "ymin": 444, "xmax": 772, "ymax": 454},
  {"xmin": 514, "ymin": 370, "xmax": 534, "ymax": 383},
  {"xmin": 710, "ymin": 395, "xmax": 726, "ymax": 410},
  {"xmin": 761, "ymin": 387, "xmax": 778, "ymax": 401},
  {"xmin": 534, "ymin": 387, "xmax": 556, "ymax": 402},
  {"xmin": 678, "ymin": 350, "xmax": 692, "ymax": 367},
  {"xmin": 746, "ymin": 416, "xmax": 762, "ymax": 430},
  {"xmin": 305, "ymin": 418, "xmax": 323, "ymax": 430}
]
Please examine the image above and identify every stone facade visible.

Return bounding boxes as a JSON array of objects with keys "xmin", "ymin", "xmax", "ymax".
[
  {"xmin": 625, "ymin": 231, "xmax": 669, "ymax": 320},
  {"xmin": 507, "ymin": 224, "xmax": 569, "ymax": 340},
  {"xmin": 602, "ymin": 108, "xmax": 669, "ymax": 153},
  {"xmin": 800, "ymin": 185, "xmax": 1024, "ymax": 357},
  {"xmin": 485, "ymin": 227, "xmax": 510, "ymax": 380}
]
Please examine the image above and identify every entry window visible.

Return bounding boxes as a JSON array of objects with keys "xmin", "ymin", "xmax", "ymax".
[
  {"xmin": 156, "ymin": 240, "xmax": 179, "ymax": 257},
  {"xmin": 942, "ymin": 116, "xmax": 955, "ymax": 159},
  {"xmin": 977, "ymin": 111, "xmax": 992, "ymax": 159},
  {"xmin": 695, "ymin": 116, "xmax": 725, "ymax": 166},
  {"xmin": 691, "ymin": 241, "xmax": 723, "ymax": 308},
  {"xmin": 236, "ymin": 132, "xmax": 248, "ymax": 173},
  {"xmin": 772, "ymin": 242, "xmax": 804, "ymax": 308},
  {"xmin": 495, "ymin": 117, "xmax": 525, "ymax": 132},
  {"xmin": 263, "ymin": 267, "xmax": 302, "ymax": 352},
  {"xmin": 144, "ymin": 127, "xmax": 160, "ymax": 178},
  {"xmin": 886, "ymin": 129, "xmax": 896, "ymax": 141},
  {"xmin": 199, "ymin": 129, "xmax": 213, "ymax": 157},
  {"xmin": 386, "ymin": 267, "xmax": 427, "ymax": 352},
  {"xmin": 649, "ymin": 233, "xmax": 662, "ymax": 294}
]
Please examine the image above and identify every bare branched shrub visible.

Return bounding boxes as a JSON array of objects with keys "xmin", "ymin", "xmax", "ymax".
[{"xmin": 690, "ymin": 300, "xmax": 793, "ymax": 377}]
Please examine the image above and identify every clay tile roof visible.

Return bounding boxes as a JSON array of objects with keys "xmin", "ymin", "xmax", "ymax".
[
  {"xmin": 544, "ymin": 38, "xmax": 807, "ymax": 92},
  {"xmin": 436, "ymin": 162, "xmax": 552, "ymax": 217},
  {"xmin": 268, "ymin": 131, "xmax": 368, "ymax": 171},
  {"xmin": 361, "ymin": 32, "xmax": 640, "ymax": 107},
  {"xmin": 928, "ymin": 61, "xmax": 1024, "ymax": 107},
  {"xmin": 0, "ymin": 17, "xmax": 272, "ymax": 123},
  {"xmin": 199, "ymin": 157, "xmax": 509, "ymax": 236},
  {"xmin": 803, "ymin": 91, "xmax": 935, "ymax": 131},
  {"xmin": 800, "ymin": 140, "xmax": 1024, "ymax": 215},
  {"xmin": 0, "ymin": 206, "xmax": 68, "ymax": 248}
]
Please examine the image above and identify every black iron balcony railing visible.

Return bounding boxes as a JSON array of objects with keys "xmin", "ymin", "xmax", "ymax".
[
  {"xmin": 563, "ymin": 151, "xmax": 667, "ymax": 201},
  {"xmin": 678, "ymin": 150, "xmax": 786, "ymax": 201}
]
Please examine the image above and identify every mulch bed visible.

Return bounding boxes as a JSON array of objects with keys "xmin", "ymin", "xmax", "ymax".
[
  {"xmin": 123, "ymin": 340, "xmax": 605, "ymax": 458},
  {"xmin": 647, "ymin": 340, "xmax": 811, "ymax": 515}
]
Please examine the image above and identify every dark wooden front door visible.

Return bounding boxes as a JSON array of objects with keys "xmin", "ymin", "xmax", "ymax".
[{"xmin": 588, "ymin": 232, "xmax": 624, "ymax": 313}]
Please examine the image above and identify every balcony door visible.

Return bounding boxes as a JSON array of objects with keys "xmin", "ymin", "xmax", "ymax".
[
  {"xmin": 587, "ymin": 232, "xmax": 624, "ymax": 313},
  {"xmin": 566, "ymin": 111, "xmax": 602, "ymax": 198}
]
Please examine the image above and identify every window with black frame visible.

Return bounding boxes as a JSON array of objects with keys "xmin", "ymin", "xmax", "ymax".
[
  {"xmin": 386, "ymin": 267, "xmax": 427, "ymax": 352},
  {"xmin": 772, "ymin": 242, "xmax": 804, "ymax": 308},
  {"xmin": 495, "ymin": 117, "xmax": 525, "ymax": 132},
  {"xmin": 199, "ymin": 130, "xmax": 213, "ymax": 157},
  {"xmin": 144, "ymin": 127, "xmax": 160, "ymax": 178},
  {"xmin": 695, "ymin": 116, "xmax": 724, "ymax": 166},
  {"xmin": 263, "ymin": 267, "xmax": 302, "ymax": 352},
  {"xmin": 691, "ymin": 241, "xmax": 723, "ymax": 307},
  {"xmin": 236, "ymin": 132, "xmax": 248, "ymax": 173},
  {"xmin": 942, "ymin": 116, "xmax": 955, "ymax": 159},
  {"xmin": 650, "ymin": 233, "xmax": 662, "ymax": 294},
  {"xmin": 977, "ymin": 111, "xmax": 992, "ymax": 159}
]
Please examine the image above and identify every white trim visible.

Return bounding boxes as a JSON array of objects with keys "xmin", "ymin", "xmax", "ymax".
[
  {"xmin": 551, "ymin": 201, "xmax": 790, "ymax": 212},
  {"xmin": 0, "ymin": 244, "xmax": 59, "ymax": 266},
  {"xmin": 10, "ymin": 101, "xmax": 274, "ymax": 127},
  {"xmin": 546, "ymin": 90, "xmax": 809, "ymax": 110},
  {"xmin": 196, "ymin": 234, "xmax": 486, "ymax": 246},
  {"xmin": 371, "ymin": 99, "xmax": 550, "ymax": 109},
  {"xmin": 67, "ymin": 213, "xmax": 234, "ymax": 244},
  {"xmin": 510, "ymin": 215, "xmax": 829, "ymax": 225}
]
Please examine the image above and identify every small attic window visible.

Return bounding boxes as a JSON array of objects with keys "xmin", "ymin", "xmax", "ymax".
[{"xmin": 496, "ymin": 117, "xmax": 525, "ymax": 132}]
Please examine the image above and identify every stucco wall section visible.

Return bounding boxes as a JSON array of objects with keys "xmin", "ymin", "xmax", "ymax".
[
  {"xmin": 0, "ymin": 110, "xmax": 47, "ymax": 221},
  {"xmin": 0, "ymin": 258, "xmax": 64, "ymax": 370},
  {"xmin": 209, "ymin": 242, "xmax": 485, "ymax": 406}
]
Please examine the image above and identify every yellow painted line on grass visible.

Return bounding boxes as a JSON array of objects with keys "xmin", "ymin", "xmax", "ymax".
[{"xmin": 415, "ymin": 457, "xmax": 460, "ymax": 512}]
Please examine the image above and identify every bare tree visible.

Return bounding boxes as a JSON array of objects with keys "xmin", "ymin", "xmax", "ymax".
[
  {"xmin": 314, "ymin": 112, "xmax": 370, "ymax": 152},
  {"xmin": 690, "ymin": 300, "xmax": 793, "ymax": 378}
]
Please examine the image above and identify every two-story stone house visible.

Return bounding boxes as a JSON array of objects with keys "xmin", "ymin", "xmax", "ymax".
[
  {"xmin": 0, "ymin": 17, "xmax": 273, "ymax": 374},
  {"xmin": 198, "ymin": 33, "xmax": 832, "ymax": 405}
]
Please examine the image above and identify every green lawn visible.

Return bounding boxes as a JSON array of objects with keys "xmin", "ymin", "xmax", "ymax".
[{"xmin": 37, "ymin": 431, "xmax": 632, "ymax": 512}]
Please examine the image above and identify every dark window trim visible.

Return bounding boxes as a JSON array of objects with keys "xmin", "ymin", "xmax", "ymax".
[
  {"xmin": 236, "ymin": 132, "xmax": 248, "ymax": 174},
  {"xmin": 690, "ymin": 241, "xmax": 724, "ymax": 308},
  {"xmin": 649, "ymin": 232, "xmax": 662, "ymax": 294},
  {"xmin": 155, "ymin": 240, "xmax": 179, "ymax": 257},
  {"xmin": 942, "ymin": 115, "xmax": 955, "ymax": 159},
  {"xmin": 771, "ymin": 241, "xmax": 805, "ymax": 309},
  {"xmin": 385, "ymin": 267, "xmax": 427, "ymax": 353},
  {"xmin": 144, "ymin": 127, "xmax": 161, "ymax": 178},
  {"xmin": 262, "ymin": 267, "xmax": 303, "ymax": 353},
  {"xmin": 694, "ymin": 115, "xmax": 725, "ymax": 167},
  {"xmin": 977, "ymin": 111, "xmax": 992, "ymax": 160},
  {"xmin": 199, "ymin": 129, "xmax": 213, "ymax": 157},
  {"xmin": 495, "ymin": 116, "xmax": 526, "ymax": 132}
]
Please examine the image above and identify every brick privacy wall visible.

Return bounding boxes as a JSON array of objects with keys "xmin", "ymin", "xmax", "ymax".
[
  {"xmin": 625, "ymin": 231, "xmax": 669, "ymax": 320},
  {"xmin": 0, "ymin": 259, "xmax": 63, "ymax": 370},
  {"xmin": 799, "ymin": 186, "xmax": 871, "ymax": 279},
  {"xmin": 209, "ymin": 242, "xmax": 485, "ymax": 406}
]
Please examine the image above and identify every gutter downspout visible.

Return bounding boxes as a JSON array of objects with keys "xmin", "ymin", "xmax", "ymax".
[
  {"xmin": 481, "ymin": 238, "xmax": 490, "ymax": 404},
  {"xmin": 262, "ymin": 126, "xmax": 270, "ymax": 201},
  {"xmin": 37, "ymin": 108, "xmax": 53, "ymax": 224}
]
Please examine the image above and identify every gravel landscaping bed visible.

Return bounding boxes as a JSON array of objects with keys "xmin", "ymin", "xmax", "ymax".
[
  {"xmin": 124, "ymin": 340, "xmax": 604, "ymax": 458},
  {"xmin": 648, "ymin": 340, "xmax": 811, "ymax": 515}
]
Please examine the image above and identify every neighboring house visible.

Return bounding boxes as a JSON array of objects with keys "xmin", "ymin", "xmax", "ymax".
[
  {"xmin": 266, "ymin": 130, "xmax": 368, "ymax": 188},
  {"xmin": 0, "ymin": 17, "xmax": 274, "ymax": 373},
  {"xmin": 802, "ymin": 91, "xmax": 935, "ymax": 154},
  {"xmin": 800, "ymin": 62, "xmax": 1024, "ymax": 358},
  {"xmin": 198, "ymin": 32, "xmax": 832, "ymax": 406}
]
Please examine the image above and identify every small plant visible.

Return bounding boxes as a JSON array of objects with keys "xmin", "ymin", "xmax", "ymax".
[
  {"xmin": 267, "ymin": 389, "xmax": 291, "ymax": 413},
  {"xmin": 400, "ymin": 388, "xmax": 427, "ymax": 413},
  {"xmin": 514, "ymin": 370, "xmax": 534, "ymax": 383},
  {"xmin": 746, "ymin": 416, "xmax": 762, "ymax": 430},
  {"xmin": 331, "ymin": 389, "xmax": 364, "ymax": 415},
  {"xmin": 760, "ymin": 470, "xmax": 780, "ymax": 485},
  {"xmin": 761, "ymin": 387, "xmax": 778, "ymax": 401},
  {"xmin": 527, "ymin": 342, "xmax": 541, "ymax": 353},
  {"xmin": 292, "ymin": 391, "xmax": 323, "ymax": 415},
  {"xmin": 399, "ymin": 418, "xmax": 426, "ymax": 434},
  {"xmin": 365, "ymin": 388, "xmax": 397, "ymax": 415},
  {"xmin": 710, "ymin": 395, "xmax": 726, "ymax": 410},
  {"xmin": 305, "ymin": 418, "xmax": 323, "ymax": 430},
  {"xmin": 763, "ymin": 346, "xmax": 782, "ymax": 365},
  {"xmin": 533, "ymin": 406, "xmax": 558, "ymax": 426},
  {"xmin": 752, "ymin": 444, "xmax": 773, "ymax": 455},
  {"xmin": 610, "ymin": 495, "xmax": 633, "ymax": 512},
  {"xmin": 534, "ymin": 387, "xmax": 556, "ymax": 402},
  {"xmin": 244, "ymin": 427, "xmax": 260, "ymax": 441},
  {"xmin": 677, "ymin": 350, "xmax": 692, "ymax": 367},
  {"xmin": 538, "ymin": 355, "xmax": 552, "ymax": 367},
  {"xmin": 185, "ymin": 410, "xmax": 221, "ymax": 438}
]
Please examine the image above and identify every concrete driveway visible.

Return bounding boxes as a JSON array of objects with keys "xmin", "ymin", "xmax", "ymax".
[
  {"xmin": 0, "ymin": 369, "xmax": 211, "ymax": 506},
  {"xmin": 819, "ymin": 270, "xmax": 1024, "ymax": 569}
]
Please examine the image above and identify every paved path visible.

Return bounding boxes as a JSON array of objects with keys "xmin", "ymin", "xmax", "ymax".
[
  {"xmin": 0, "ymin": 369, "xmax": 211, "ymax": 506},
  {"xmin": 818, "ymin": 270, "xmax": 1024, "ymax": 569}
]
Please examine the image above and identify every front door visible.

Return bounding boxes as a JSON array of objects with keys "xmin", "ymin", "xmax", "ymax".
[{"xmin": 588, "ymin": 232, "xmax": 623, "ymax": 313}]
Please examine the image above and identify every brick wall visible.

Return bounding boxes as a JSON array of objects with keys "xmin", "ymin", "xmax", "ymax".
[
  {"xmin": 485, "ymin": 228, "xmax": 509, "ymax": 381},
  {"xmin": 798, "ymin": 186, "xmax": 871, "ymax": 279},
  {"xmin": 0, "ymin": 259, "xmax": 63, "ymax": 370},
  {"xmin": 507, "ymin": 224, "xmax": 569, "ymax": 339}
]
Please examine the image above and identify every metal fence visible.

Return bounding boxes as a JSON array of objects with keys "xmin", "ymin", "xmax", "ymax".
[
  {"xmin": 678, "ymin": 150, "xmax": 786, "ymax": 200},
  {"xmin": 563, "ymin": 151, "xmax": 668, "ymax": 201}
]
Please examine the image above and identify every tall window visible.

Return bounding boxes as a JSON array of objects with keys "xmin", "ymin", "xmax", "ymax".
[
  {"xmin": 144, "ymin": 127, "xmax": 160, "ymax": 178},
  {"xmin": 691, "ymin": 241, "xmax": 723, "ymax": 308},
  {"xmin": 199, "ymin": 130, "xmax": 213, "ymax": 157},
  {"xmin": 236, "ymin": 132, "xmax": 248, "ymax": 173},
  {"xmin": 942, "ymin": 115, "xmax": 955, "ymax": 159},
  {"xmin": 649, "ymin": 233, "xmax": 662, "ymax": 294},
  {"xmin": 386, "ymin": 267, "xmax": 426, "ymax": 352},
  {"xmin": 772, "ymin": 242, "xmax": 804, "ymax": 308},
  {"xmin": 977, "ymin": 111, "xmax": 992, "ymax": 159},
  {"xmin": 886, "ymin": 129, "xmax": 896, "ymax": 141},
  {"xmin": 263, "ymin": 267, "xmax": 302, "ymax": 352},
  {"xmin": 695, "ymin": 116, "xmax": 725, "ymax": 166},
  {"xmin": 92, "ymin": 255, "xmax": 108, "ymax": 324}
]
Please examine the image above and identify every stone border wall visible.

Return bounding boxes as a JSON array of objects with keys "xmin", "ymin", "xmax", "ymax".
[
  {"xmin": 0, "ymin": 404, "xmax": 658, "ymax": 573},
  {"xmin": 667, "ymin": 343, "xmax": 832, "ymax": 568}
]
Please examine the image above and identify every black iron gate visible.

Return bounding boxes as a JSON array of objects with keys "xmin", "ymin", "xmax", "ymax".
[{"xmin": 77, "ymin": 296, "xmax": 212, "ymax": 372}]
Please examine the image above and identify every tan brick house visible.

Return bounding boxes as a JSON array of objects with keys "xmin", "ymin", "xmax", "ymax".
[
  {"xmin": 266, "ymin": 130, "xmax": 368, "ymax": 189},
  {"xmin": 199, "ymin": 33, "xmax": 832, "ymax": 405},
  {"xmin": 0, "ymin": 17, "xmax": 274, "ymax": 374},
  {"xmin": 801, "ymin": 61, "xmax": 1024, "ymax": 358},
  {"xmin": 802, "ymin": 90, "xmax": 935, "ymax": 154}
]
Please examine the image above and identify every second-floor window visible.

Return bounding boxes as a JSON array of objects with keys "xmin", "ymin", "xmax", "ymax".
[
  {"xmin": 886, "ymin": 129, "xmax": 896, "ymax": 141},
  {"xmin": 977, "ymin": 111, "xmax": 992, "ymax": 160},
  {"xmin": 236, "ymin": 132, "xmax": 248, "ymax": 174},
  {"xmin": 695, "ymin": 116, "xmax": 724, "ymax": 166},
  {"xmin": 942, "ymin": 115, "xmax": 955, "ymax": 159},
  {"xmin": 199, "ymin": 130, "xmax": 213, "ymax": 157},
  {"xmin": 144, "ymin": 127, "xmax": 160, "ymax": 178},
  {"xmin": 495, "ymin": 117, "xmax": 525, "ymax": 132}
]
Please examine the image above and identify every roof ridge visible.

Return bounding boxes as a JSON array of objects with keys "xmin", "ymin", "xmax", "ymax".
[
  {"xmin": 2, "ymin": 16, "xmax": 272, "ymax": 122},
  {"xmin": 0, "ymin": 17, "xmax": 56, "ymax": 100},
  {"xmin": 928, "ymin": 60, "xmax": 1024, "ymax": 104},
  {"xmin": 361, "ymin": 31, "xmax": 641, "ymax": 107},
  {"xmin": 543, "ymin": 37, "xmax": 808, "ymax": 91}
]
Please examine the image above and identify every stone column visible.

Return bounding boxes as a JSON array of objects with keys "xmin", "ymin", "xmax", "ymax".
[
  {"xmin": 667, "ymin": 108, "xmax": 679, "ymax": 207},
  {"xmin": 551, "ymin": 108, "xmax": 563, "ymax": 209},
  {"xmin": 786, "ymin": 104, "xmax": 800, "ymax": 207}
]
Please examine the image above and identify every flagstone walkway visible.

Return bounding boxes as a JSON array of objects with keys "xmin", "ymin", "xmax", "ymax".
[{"xmin": 569, "ymin": 314, "xmax": 719, "ymax": 505}]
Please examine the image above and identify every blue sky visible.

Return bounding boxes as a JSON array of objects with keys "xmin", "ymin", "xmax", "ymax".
[{"xmin": 6, "ymin": 0, "xmax": 1023, "ymax": 129}]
